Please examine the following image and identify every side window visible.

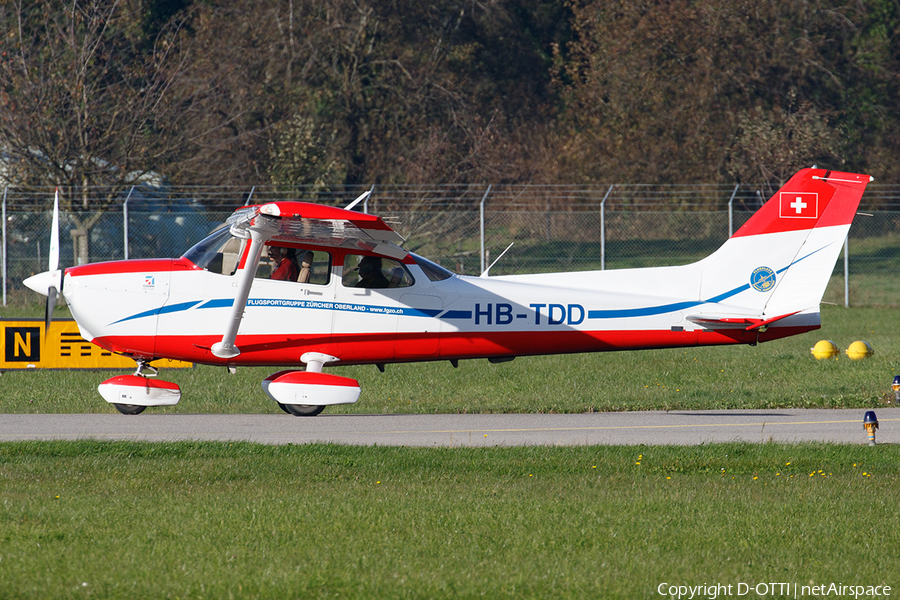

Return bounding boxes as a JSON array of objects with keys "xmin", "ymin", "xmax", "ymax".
[
  {"xmin": 256, "ymin": 246, "xmax": 332, "ymax": 285},
  {"xmin": 342, "ymin": 254, "xmax": 414, "ymax": 289},
  {"xmin": 217, "ymin": 237, "xmax": 246, "ymax": 276},
  {"xmin": 182, "ymin": 226, "xmax": 247, "ymax": 276}
]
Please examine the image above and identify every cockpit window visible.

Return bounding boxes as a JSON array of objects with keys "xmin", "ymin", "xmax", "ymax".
[
  {"xmin": 257, "ymin": 246, "xmax": 332, "ymax": 285},
  {"xmin": 411, "ymin": 253, "xmax": 454, "ymax": 281},
  {"xmin": 182, "ymin": 226, "xmax": 246, "ymax": 275},
  {"xmin": 342, "ymin": 254, "xmax": 414, "ymax": 289}
]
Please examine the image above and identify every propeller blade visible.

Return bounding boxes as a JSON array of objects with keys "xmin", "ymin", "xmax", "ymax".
[
  {"xmin": 44, "ymin": 189, "xmax": 62, "ymax": 340},
  {"xmin": 49, "ymin": 188, "xmax": 60, "ymax": 272},
  {"xmin": 45, "ymin": 285, "xmax": 58, "ymax": 340}
]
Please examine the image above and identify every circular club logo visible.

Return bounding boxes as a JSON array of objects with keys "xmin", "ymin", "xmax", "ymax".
[{"xmin": 750, "ymin": 266, "xmax": 776, "ymax": 292}]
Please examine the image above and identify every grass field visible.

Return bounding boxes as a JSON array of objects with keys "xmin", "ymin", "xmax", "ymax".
[
  {"xmin": 2, "ymin": 297, "xmax": 899, "ymax": 598},
  {"xmin": 1, "ymin": 441, "xmax": 898, "ymax": 599}
]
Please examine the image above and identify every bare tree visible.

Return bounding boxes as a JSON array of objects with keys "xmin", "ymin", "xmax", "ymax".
[{"xmin": 0, "ymin": 0, "xmax": 207, "ymax": 263}]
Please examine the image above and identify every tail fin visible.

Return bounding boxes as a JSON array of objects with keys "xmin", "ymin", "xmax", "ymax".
[{"xmin": 695, "ymin": 168, "xmax": 871, "ymax": 319}]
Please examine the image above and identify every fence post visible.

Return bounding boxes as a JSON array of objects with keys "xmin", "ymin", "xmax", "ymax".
[
  {"xmin": 727, "ymin": 183, "xmax": 739, "ymax": 237},
  {"xmin": 844, "ymin": 235, "xmax": 850, "ymax": 308},
  {"xmin": 600, "ymin": 185, "xmax": 614, "ymax": 270},
  {"xmin": 2, "ymin": 186, "xmax": 7, "ymax": 306},
  {"xmin": 479, "ymin": 185, "xmax": 492, "ymax": 274},
  {"xmin": 123, "ymin": 185, "xmax": 134, "ymax": 260}
]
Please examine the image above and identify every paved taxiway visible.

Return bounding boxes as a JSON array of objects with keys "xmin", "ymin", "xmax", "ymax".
[{"xmin": 1, "ymin": 408, "xmax": 897, "ymax": 446}]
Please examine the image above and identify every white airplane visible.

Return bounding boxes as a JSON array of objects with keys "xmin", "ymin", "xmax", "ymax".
[{"xmin": 24, "ymin": 168, "xmax": 872, "ymax": 415}]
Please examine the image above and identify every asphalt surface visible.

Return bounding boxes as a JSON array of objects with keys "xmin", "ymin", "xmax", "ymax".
[{"xmin": 1, "ymin": 408, "xmax": 897, "ymax": 446}]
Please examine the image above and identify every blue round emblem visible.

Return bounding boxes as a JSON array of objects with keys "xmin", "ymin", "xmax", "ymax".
[{"xmin": 750, "ymin": 266, "xmax": 776, "ymax": 292}]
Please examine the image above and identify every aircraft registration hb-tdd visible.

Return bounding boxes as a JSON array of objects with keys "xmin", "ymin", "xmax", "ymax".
[{"xmin": 25, "ymin": 168, "xmax": 872, "ymax": 416}]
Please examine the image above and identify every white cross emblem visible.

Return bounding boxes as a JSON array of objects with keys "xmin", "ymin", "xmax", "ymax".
[
  {"xmin": 790, "ymin": 196, "xmax": 807, "ymax": 214},
  {"xmin": 779, "ymin": 191, "xmax": 817, "ymax": 218}
]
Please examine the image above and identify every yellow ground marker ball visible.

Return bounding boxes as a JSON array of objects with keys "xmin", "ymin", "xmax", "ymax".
[
  {"xmin": 810, "ymin": 340, "xmax": 839, "ymax": 360},
  {"xmin": 845, "ymin": 340, "xmax": 874, "ymax": 360}
]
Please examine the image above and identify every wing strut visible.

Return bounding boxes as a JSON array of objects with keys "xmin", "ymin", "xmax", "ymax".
[{"xmin": 210, "ymin": 226, "xmax": 267, "ymax": 359}]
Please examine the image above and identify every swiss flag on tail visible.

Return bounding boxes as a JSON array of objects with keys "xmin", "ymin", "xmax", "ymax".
[
  {"xmin": 732, "ymin": 169, "xmax": 870, "ymax": 238},
  {"xmin": 779, "ymin": 192, "xmax": 818, "ymax": 219}
]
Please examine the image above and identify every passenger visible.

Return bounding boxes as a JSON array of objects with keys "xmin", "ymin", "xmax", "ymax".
[
  {"xmin": 284, "ymin": 248, "xmax": 299, "ymax": 277},
  {"xmin": 266, "ymin": 246, "xmax": 281, "ymax": 272},
  {"xmin": 389, "ymin": 267, "xmax": 405, "ymax": 287},
  {"xmin": 356, "ymin": 256, "xmax": 390, "ymax": 288},
  {"xmin": 270, "ymin": 246, "xmax": 299, "ymax": 281}
]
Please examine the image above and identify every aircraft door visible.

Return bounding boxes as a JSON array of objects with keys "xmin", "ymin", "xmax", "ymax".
[
  {"xmin": 333, "ymin": 254, "xmax": 415, "ymax": 361},
  {"xmin": 244, "ymin": 246, "xmax": 335, "ymax": 353}
]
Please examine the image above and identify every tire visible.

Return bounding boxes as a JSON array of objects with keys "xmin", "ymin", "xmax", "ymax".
[
  {"xmin": 281, "ymin": 404, "xmax": 326, "ymax": 417},
  {"xmin": 112, "ymin": 403, "xmax": 146, "ymax": 415}
]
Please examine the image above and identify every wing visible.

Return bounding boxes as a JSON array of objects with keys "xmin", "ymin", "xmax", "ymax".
[
  {"xmin": 211, "ymin": 201, "xmax": 405, "ymax": 359},
  {"xmin": 228, "ymin": 201, "xmax": 407, "ymax": 259}
]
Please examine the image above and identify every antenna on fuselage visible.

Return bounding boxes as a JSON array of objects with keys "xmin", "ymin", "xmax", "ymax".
[
  {"xmin": 344, "ymin": 189, "xmax": 372, "ymax": 212},
  {"xmin": 480, "ymin": 242, "xmax": 514, "ymax": 278}
]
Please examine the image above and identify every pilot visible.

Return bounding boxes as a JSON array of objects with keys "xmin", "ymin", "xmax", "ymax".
[
  {"xmin": 270, "ymin": 246, "xmax": 299, "ymax": 281},
  {"xmin": 356, "ymin": 256, "xmax": 390, "ymax": 288}
]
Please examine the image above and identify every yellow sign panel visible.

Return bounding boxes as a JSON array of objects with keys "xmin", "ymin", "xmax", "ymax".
[{"xmin": 0, "ymin": 319, "xmax": 192, "ymax": 370}]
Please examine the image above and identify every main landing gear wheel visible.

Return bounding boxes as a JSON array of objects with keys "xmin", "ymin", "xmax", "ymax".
[
  {"xmin": 112, "ymin": 403, "xmax": 146, "ymax": 415},
  {"xmin": 279, "ymin": 403, "xmax": 326, "ymax": 417}
]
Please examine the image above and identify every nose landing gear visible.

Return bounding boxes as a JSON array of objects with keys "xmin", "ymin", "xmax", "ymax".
[{"xmin": 98, "ymin": 359, "xmax": 182, "ymax": 415}]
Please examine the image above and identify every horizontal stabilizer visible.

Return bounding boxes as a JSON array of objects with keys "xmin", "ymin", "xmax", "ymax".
[{"xmin": 686, "ymin": 310, "xmax": 803, "ymax": 331}]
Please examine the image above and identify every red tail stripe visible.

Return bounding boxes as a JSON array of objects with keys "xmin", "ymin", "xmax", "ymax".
[{"xmin": 732, "ymin": 169, "xmax": 869, "ymax": 238}]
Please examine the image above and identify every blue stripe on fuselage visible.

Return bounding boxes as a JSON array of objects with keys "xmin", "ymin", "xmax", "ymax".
[
  {"xmin": 107, "ymin": 242, "xmax": 832, "ymax": 326},
  {"xmin": 109, "ymin": 300, "xmax": 202, "ymax": 325}
]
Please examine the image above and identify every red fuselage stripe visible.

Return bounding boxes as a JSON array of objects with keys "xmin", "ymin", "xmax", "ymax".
[{"xmin": 92, "ymin": 325, "xmax": 815, "ymax": 366}]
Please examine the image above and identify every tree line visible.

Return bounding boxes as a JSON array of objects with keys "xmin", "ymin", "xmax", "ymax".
[{"xmin": 2, "ymin": 0, "xmax": 899, "ymax": 207}]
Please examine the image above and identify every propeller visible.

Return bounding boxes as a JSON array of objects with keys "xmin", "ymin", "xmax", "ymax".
[
  {"xmin": 22, "ymin": 189, "xmax": 66, "ymax": 335},
  {"xmin": 44, "ymin": 189, "xmax": 61, "ymax": 338}
]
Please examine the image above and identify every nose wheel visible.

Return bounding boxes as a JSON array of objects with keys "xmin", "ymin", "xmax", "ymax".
[
  {"xmin": 113, "ymin": 403, "xmax": 146, "ymax": 415},
  {"xmin": 98, "ymin": 359, "xmax": 182, "ymax": 415},
  {"xmin": 277, "ymin": 403, "xmax": 326, "ymax": 416}
]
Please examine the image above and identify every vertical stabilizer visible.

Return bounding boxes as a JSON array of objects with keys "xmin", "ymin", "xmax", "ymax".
[{"xmin": 696, "ymin": 168, "xmax": 871, "ymax": 316}]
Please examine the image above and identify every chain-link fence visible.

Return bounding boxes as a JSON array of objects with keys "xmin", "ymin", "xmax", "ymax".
[{"xmin": 4, "ymin": 183, "xmax": 900, "ymax": 307}]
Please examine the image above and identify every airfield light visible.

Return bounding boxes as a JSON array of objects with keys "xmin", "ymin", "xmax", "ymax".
[
  {"xmin": 863, "ymin": 411, "xmax": 879, "ymax": 446},
  {"xmin": 845, "ymin": 340, "xmax": 874, "ymax": 360},
  {"xmin": 810, "ymin": 340, "xmax": 838, "ymax": 360},
  {"xmin": 892, "ymin": 375, "xmax": 900, "ymax": 403}
]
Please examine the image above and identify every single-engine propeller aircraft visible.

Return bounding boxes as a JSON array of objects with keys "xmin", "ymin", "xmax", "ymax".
[{"xmin": 24, "ymin": 168, "xmax": 872, "ymax": 415}]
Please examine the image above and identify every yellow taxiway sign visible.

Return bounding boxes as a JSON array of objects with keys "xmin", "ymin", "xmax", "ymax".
[{"xmin": 0, "ymin": 319, "xmax": 191, "ymax": 370}]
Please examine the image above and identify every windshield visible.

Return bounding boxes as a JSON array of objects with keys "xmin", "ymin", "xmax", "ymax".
[
  {"xmin": 182, "ymin": 226, "xmax": 246, "ymax": 275},
  {"xmin": 411, "ymin": 253, "xmax": 455, "ymax": 281}
]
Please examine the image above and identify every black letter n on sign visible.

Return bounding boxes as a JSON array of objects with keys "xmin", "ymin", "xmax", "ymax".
[{"xmin": 5, "ymin": 327, "xmax": 41, "ymax": 362}]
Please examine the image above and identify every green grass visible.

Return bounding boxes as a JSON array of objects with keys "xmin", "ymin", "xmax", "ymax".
[
  {"xmin": 1, "ymin": 441, "xmax": 897, "ymax": 599},
  {"xmin": 1, "ymin": 304, "xmax": 897, "ymax": 415},
  {"xmin": 3, "ymin": 296, "xmax": 898, "ymax": 598}
]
